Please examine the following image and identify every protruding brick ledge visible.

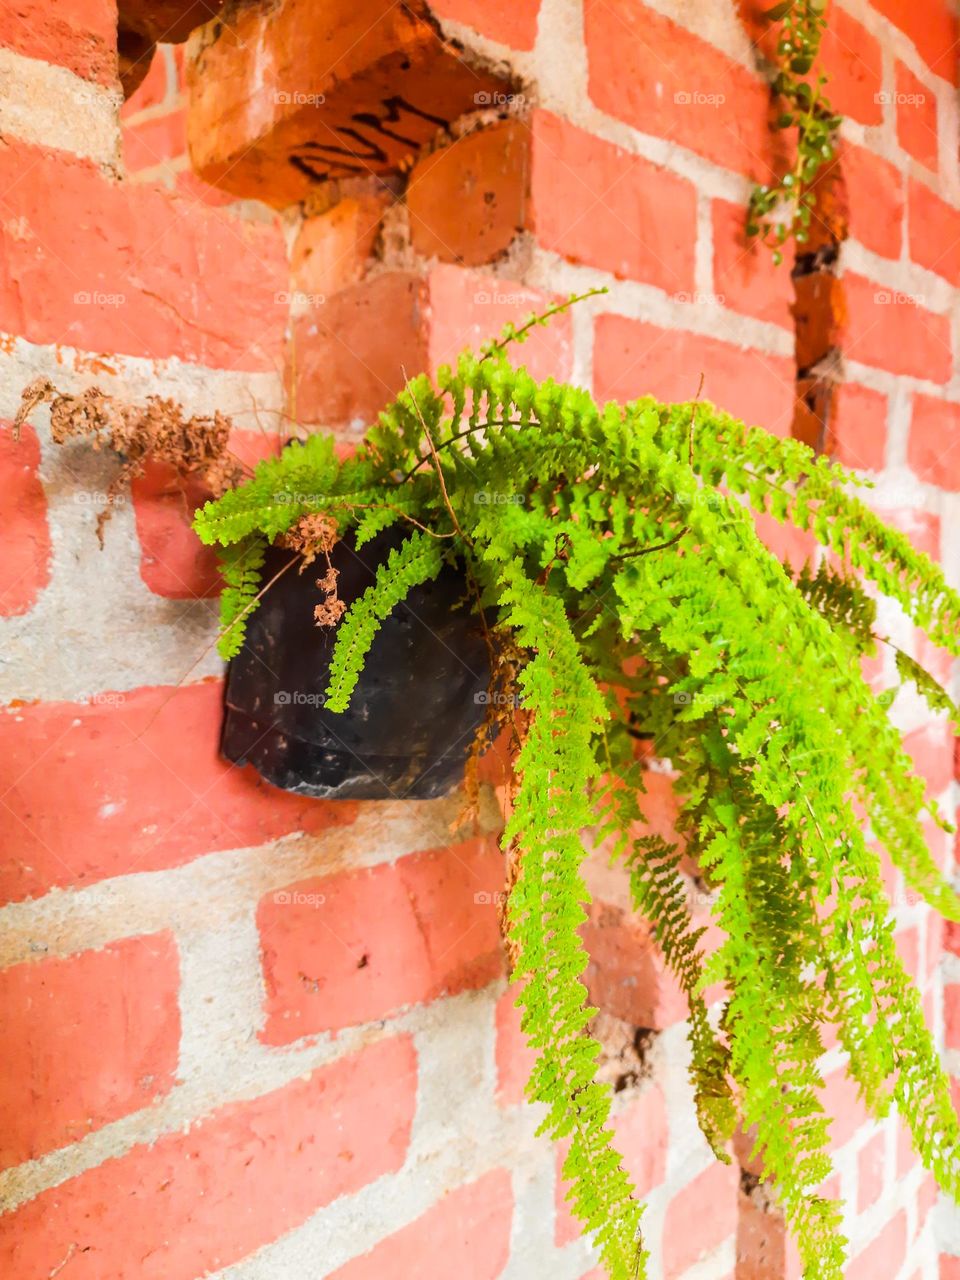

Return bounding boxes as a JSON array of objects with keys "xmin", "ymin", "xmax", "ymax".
[{"xmin": 186, "ymin": 0, "xmax": 507, "ymax": 206}]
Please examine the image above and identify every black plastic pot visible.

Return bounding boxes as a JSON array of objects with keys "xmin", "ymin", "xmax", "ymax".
[{"xmin": 221, "ymin": 530, "xmax": 491, "ymax": 800}]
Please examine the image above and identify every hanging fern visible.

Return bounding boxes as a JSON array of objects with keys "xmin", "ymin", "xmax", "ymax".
[{"xmin": 195, "ymin": 298, "xmax": 960, "ymax": 1280}]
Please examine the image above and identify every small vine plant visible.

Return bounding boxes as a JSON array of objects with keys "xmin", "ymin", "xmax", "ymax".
[{"xmin": 91, "ymin": 294, "xmax": 960, "ymax": 1278}]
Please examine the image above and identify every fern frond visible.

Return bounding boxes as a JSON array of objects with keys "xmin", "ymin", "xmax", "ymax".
[{"xmin": 216, "ymin": 536, "xmax": 266, "ymax": 659}]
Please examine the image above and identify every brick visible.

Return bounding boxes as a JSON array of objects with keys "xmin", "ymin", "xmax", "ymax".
[
  {"xmin": 408, "ymin": 121, "xmax": 530, "ymax": 267},
  {"xmin": 556, "ymin": 1084, "xmax": 668, "ymax": 1247},
  {"xmin": 427, "ymin": 0, "xmax": 541, "ymax": 50},
  {"xmin": 0, "ymin": 1036, "xmax": 416, "ymax": 1280},
  {"xmin": 847, "ymin": 1210, "xmax": 906, "ymax": 1280},
  {"xmin": 295, "ymin": 266, "xmax": 575, "ymax": 429},
  {"xmin": 908, "ymin": 394, "xmax": 960, "ymax": 490},
  {"xmin": 874, "ymin": 505, "xmax": 940, "ymax": 558},
  {"xmin": 918, "ymin": 1170, "xmax": 938, "ymax": 1232},
  {"xmin": 822, "ymin": 1068, "xmax": 870, "ymax": 1147},
  {"xmin": 292, "ymin": 272, "xmax": 429, "ymax": 429},
  {"xmin": 942, "ymin": 1255, "xmax": 960, "ymax": 1279},
  {"xmin": 329, "ymin": 1170, "xmax": 513, "ymax": 1280},
  {"xmin": 130, "ymin": 461, "xmax": 220, "ymax": 598},
  {"xmin": 120, "ymin": 44, "xmax": 172, "ymax": 116},
  {"xmin": 259, "ymin": 837, "xmax": 505, "ymax": 1044},
  {"xmin": 793, "ymin": 271, "xmax": 845, "ymax": 371},
  {"xmin": 0, "ymin": 138, "xmax": 286, "ymax": 369},
  {"xmin": 831, "ymin": 383, "xmax": 887, "ymax": 471},
  {"xmin": 903, "ymin": 722, "xmax": 954, "ymax": 794},
  {"xmin": 593, "ymin": 313, "xmax": 795, "ymax": 435},
  {"xmin": 495, "ymin": 986, "xmax": 536, "ymax": 1107},
  {"xmin": 291, "ymin": 194, "xmax": 389, "ymax": 299},
  {"xmin": 120, "ymin": 1, "xmax": 225, "ymax": 44},
  {"xmin": 842, "ymin": 142, "xmax": 904, "ymax": 258},
  {"xmin": 584, "ymin": 0, "xmax": 773, "ymax": 179},
  {"xmin": 425, "ymin": 265, "xmax": 574, "ymax": 380},
  {"xmin": 819, "ymin": 7, "xmax": 884, "ymax": 126},
  {"xmin": 947, "ymin": 985, "xmax": 960, "ymax": 1051},
  {"xmin": 870, "ymin": 0, "xmax": 959, "ymax": 82},
  {"xmin": 736, "ymin": 1189, "xmax": 795, "ymax": 1280},
  {"xmin": 123, "ymin": 107, "xmax": 188, "ymax": 172},
  {"xmin": 711, "ymin": 199, "xmax": 793, "ymax": 329},
  {"xmin": 0, "ymin": 681, "xmax": 355, "ymax": 903},
  {"xmin": 908, "ymin": 180, "xmax": 960, "ymax": 286},
  {"xmin": 662, "ymin": 1160, "xmax": 738, "ymax": 1278},
  {"xmin": 896, "ymin": 926, "xmax": 921, "ymax": 981},
  {"xmin": 856, "ymin": 1130, "xmax": 886, "ymax": 1211},
  {"xmin": 186, "ymin": 0, "xmax": 505, "ymax": 206},
  {"xmin": 0, "ymin": 422, "xmax": 51, "ymax": 616},
  {"xmin": 895, "ymin": 62, "xmax": 939, "ymax": 171},
  {"xmin": 530, "ymin": 111, "xmax": 697, "ymax": 295},
  {"xmin": 0, "ymin": 933, "xmax": 179, "ymax": 1168},
  {"xmin": 843, "ymin": 274, "xmax": 951, "ymax": 382},
  {"xmin": 0, "ymin": 0, "xmax": 118, "ymax": 85}
]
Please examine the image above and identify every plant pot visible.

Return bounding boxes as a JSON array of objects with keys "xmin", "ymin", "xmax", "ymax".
[{"xmin": 221, "ymin": 529, "xmax": 491, "ymax": 800}]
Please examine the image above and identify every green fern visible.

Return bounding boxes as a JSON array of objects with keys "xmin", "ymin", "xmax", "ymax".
[
  {"xmin": 196, "ymin": 298, "xmax": 960, "ymax": 1280},
  {"xmin": 216, "ymin": 536, "xmax": 266, "ymax": 659}
]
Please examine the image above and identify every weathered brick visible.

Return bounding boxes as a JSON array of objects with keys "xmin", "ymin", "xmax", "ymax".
[
  {"xmin": 294, "ymin": 266, "xmax": 574, "ymax": 429},
  {"xmin": 831, "ymin": 383, "xmax": 887, "ymax": 472},
  {"xmin": 530, "ymin": 111, "xmax": 697, "ymax": 295},
  {"xmin": 122, "ymin": 107, "xmax": 188, "ymax": 172},
  {"xmin": 291, "ymin": 194, "xmax": 389, "ymax": 299},
  {"xmin": 0, "ymin": 1037, "xmax": 416, "ymax": 1280},
  {"xmin": 556, "ymin": 1084, "xmax": 668, "ymax": 1247},
  {"xmin": 819, "ymin": 7, "xmax": 884, "ymax": 126},
  {"xmin": 0, "ymin": 421, "xmax": 51, "ymax": 616},
  {"xmin": 0, "ymin": 682, "xmax": 354, "ymax": 903},
  {"xmin": 942, "ymin": 1254, "xmax": 960, "ymax": 1279},
  {"xmin": 428, "ymin": 0, "xmax": 541, "ymax": 50},
  {"xmin": 895, "ymin": 62, "xmax": 938, "ymax": 171},
  {"xmin": 408, "ymin": 120, "xmax": 528, "ymax": 267},
  {"xmin": 593, "ymin": 314, "xmax": 795, "ymax": 434},
  {"xmin": 186, "ymin": 0, "xmax": 505, "ymax": 205},
  {"xmin": 842, "ymin": 141, "xmax": 904, "ymax": 258},
  {"xmin": 259, "ymin": 837, "xmax": 505, "ymax": 1044},
  {"xmin": 0, "ymin": 0, "xmax": 118, "ymax": 85},
  {"xmin": 908, "ymin": 394, "xmax": 960, "ymax": 491},
  {"xmin": 870, "ymin": 0, "xmax": 959, "ymax": 82},
  {"xmin": 584, "ymin": 0, "xmax": 772, "ymax": 179},
  {"xmin": 857, "ymin": 1130, "xmax": 886, "ymax": 1211},
  {"xmin": 945, "ymin": 984, "xmax": 960, "ymax": 1052},
  {"xmin": 130, "ymin": 462, "xmax": 221, "ymax": 598},
  {"xmin": 495, "ymin": 986, "xmax": 536, "ymax": 1107},
  {"xmin": 736, "ymin": 1188, "xmax": 798, "ymax": 1280},
  {"xmin": 874, "ymin": 505, "xmax": 940, "ymax": 558},
  {"xmin": 822, "ymin": 1067, "xmax": 870, "ymax": 1147},
  {"xmin": 0, "ymin": 138, "xmax": 286, "ymax": 369},
  {"xmin": 0, "ymin": 933, "xmax": 179, "ymax": 1168},
  {"xmin": 662, "ymin": 1160, "xmax": 738, "ymax": 1278},
  {"xmin": 711, "ymin": 199, "xmax": 793, "ymax": 329},
  {"xmin": 329, "ymin": 1170, "xmax": 513, "ymax": 1279},
  {"xmin": 903, "ymin": 722, "xmax": 954, "ymax": 794},
  {"xmin": 848, "ymin": 1210, "xmax": 907, "ymax": 1280},
  {"xmin": 120, "ymin": 43, "xmax": 171, "ymax": 115},
  {"xmin": 843, "ymin": 274, "xmax": 951, "ymax": 382},
  {"xmin": 908, "ymin": 180, "xmax": 960, "ymax": 285}
]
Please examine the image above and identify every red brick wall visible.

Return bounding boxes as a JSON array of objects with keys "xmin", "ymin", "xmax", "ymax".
[{"xmin": 0, "ymin": 2, "xmax": 958, "ymax": 1277}]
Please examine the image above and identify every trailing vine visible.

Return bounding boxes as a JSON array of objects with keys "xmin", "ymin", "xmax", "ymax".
[
  {"xmin": 191, "ymin": 298, "xmax": 960, "ymax": 1279},
  {"xmin": 747, "ymin": 0, "xmax": 842, "ymax": 261}
]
